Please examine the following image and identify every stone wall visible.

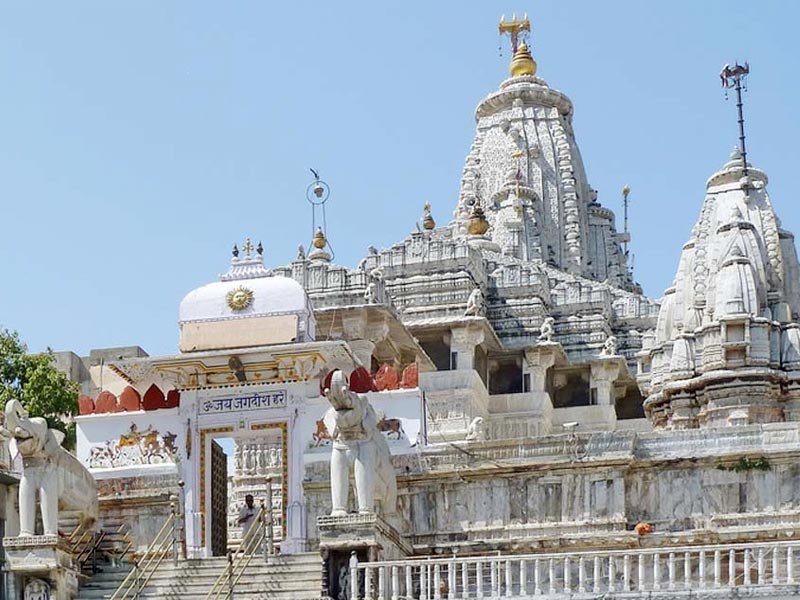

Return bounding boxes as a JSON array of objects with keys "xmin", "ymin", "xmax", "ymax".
[{"xmin": 304, "ymin": 423, "xmax": 800, "ymax": 553}]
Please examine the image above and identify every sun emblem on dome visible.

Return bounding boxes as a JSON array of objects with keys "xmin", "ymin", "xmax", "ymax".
[{"xmin": 226, "ymin": 286, "xmax": 254, "ymax": 312}]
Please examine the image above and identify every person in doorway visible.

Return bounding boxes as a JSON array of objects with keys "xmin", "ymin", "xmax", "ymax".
[{"xmin": 237, "ymin": 494, "xmax": 257, "ymax": 538}]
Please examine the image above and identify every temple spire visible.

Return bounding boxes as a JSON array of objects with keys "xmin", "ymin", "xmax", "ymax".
[{"xmin": 720, "ymin": 62, "xmax": 750, "ymax": 178}]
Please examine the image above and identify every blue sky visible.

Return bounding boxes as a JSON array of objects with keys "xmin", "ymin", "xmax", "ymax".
[{"xmin": 0, "ymin": 1, "xmax": 798, "ymax": 357}]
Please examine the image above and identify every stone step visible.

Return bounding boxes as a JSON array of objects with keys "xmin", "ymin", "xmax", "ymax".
[
  {"xmin": 77, "ymin": 588, "xmax": 322, "ymax": 600},
  {"xmin": 75, "ymin": 553, "xmax": 322, "ymax": 600},
  {"xmin": 78, "ymin": 593, "xmax": 321, "ymax": 600}
]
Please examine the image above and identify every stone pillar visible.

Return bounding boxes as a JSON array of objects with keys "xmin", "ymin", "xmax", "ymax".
[
  {"xmin": 348, "ymin": 340, "xmax": 376, "ymax": 370},
  {"xmin": 590, "ymin": 359, "xmax": 622, "ymax": 406},
  {"xmin": 282, "ymin": 424, "xmax": 306, "ymax": 554},
  {"xmin": 524, "ymin": 345, "xmax": 559, "ymax": 393},
  {"xmin": 342, "ymin": 313, "xmax": 391, "ymax": 369},
  {"xmin": 450, "ymin": 326, "xmax": 485, "ymax": 371}
]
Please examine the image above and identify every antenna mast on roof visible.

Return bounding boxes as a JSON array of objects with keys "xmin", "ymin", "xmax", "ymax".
[
  {"xmin": 720, "ymin": 62, "xmax": 750, "ymax": 179},
  {"xmin": 306, "ymin": 169, "xmax": 334, "ymax": 260}
]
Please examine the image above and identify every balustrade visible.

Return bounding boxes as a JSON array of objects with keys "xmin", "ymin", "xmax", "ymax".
[{"xmin": 349, "ymin": 540, "xmax": 800, "ymax": 599}]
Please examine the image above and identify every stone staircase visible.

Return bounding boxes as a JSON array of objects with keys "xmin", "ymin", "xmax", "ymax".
[
  {"xmin": 75, "ymin": 552, "xmax": 323, "ymax": 600},
  {"xmin": 61, "ymin": 514, "xmax": 134, "ymax": 577}
]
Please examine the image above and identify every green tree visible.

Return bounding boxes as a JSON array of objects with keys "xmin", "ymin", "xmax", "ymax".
[{"xmin": 0, "ymin": 329, "xmax": 79, "ymax": 449}]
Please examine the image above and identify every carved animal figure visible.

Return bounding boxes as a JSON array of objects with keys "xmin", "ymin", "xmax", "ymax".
[
  {"xmin": 464, "ymin": 288, "xmax": 484, "ymax": 316},
  {"xmin": 162, "ymin": 431, "xmax": 178, "ymax": 455},
  {"xmin": 4, "ymin": 400, "xmax": 98, "ymax": 536},
  {"xmin": 600, "ymin": 335, "xmax": 618, "ymax": 357},
  {"xmin": 141, "ymin": 430, "xmax": 162, "ymax": 461},
  {"xmin": 465, "ymin": 416, "xmax": 486, "ymax": 441},
  {"xmin": 312, "ymin": 419, "xmax": 331, "ymax": 447},
  {"xmin": 323, "ymin": 371, "xmax": 397, "ymax": 516},
  {"xmin": 538, "ymin": 316, "xmax": 555, "ymax": 342},
  {"xmin": 377, "ymin": 418, "xmax": 405, "ymax": 440},
  {"xmin": 89, "ymin": 442, "xmax": 119, "ymax": 468}
]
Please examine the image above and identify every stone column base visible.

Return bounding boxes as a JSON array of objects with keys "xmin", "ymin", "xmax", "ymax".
[
  {"xmin": 3, "ymin": 535, "xmax": 81, "ymax": 600},
  {"xmin": 317, "ymin": 513, "xmax": 410, "ymax": 600}
]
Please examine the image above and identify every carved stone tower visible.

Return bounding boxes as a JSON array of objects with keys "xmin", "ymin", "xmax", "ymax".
[
  {"xmin": 452, "ymin": 18, "xmax": 635, "ymax": 290},
  {"xmin": 638, "ymin": 150, "xmax": 800, "ymax": 428}
]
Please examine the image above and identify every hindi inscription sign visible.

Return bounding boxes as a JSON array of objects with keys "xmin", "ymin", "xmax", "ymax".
[{"xmin": 201, "ymin": 391, "xmax": 287, "ymax": 414}]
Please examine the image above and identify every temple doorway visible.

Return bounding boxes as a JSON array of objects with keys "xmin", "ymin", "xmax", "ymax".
[
  {"xmin": 209, "ymin": 440, "xmax": 228, "ymax": 557},
  {"xmin": 209, "ymin": 428, "xmax": 285, "ymax": 552}
]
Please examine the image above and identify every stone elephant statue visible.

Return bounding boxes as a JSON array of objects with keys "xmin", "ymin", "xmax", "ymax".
[
  {"xmin": 4, "ymin": 400, "xmax": 98, "ymax": 536},
  {"xmin": 323, "ymin": 371, "xmax": 397, "ymax": 517}
]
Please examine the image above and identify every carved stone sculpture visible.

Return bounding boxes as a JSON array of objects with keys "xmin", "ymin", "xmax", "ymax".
[
  {"xmin": 599, "ymin": 335, "xmax": 618, "ymax": 357},
  {"xmin": 24, "ymin": 578, "xmax": 50, "ymax": 600},
  {"xmin": 465, "ymin": 417, "xmax": 486, "ymax": 441},
  {"xmin": 464, "ymin": 288, "xmax": 485, "ymax": 316},
  {"xmin": 538, "ymin": 316, "xmax": 555, "ymax": 342},
  {"xmin": 364, "ymin": 282, "xmax": 379, "ymax": 304},
  {"xmin": 4, "ymin": 400, "xmax": 98, "ymax": 537},
  {"xmin": 323, "ymin": 371, "xmax": 397, "ymax": 516}
]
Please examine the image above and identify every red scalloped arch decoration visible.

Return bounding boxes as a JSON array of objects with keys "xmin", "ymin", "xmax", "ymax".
[
  {"xmin": 375, "ymin": 364, "xmax": 400, "ymax": 391},
  {"xmin": 400, "ymin": 363, "xmax": 419, "ymax": 389},
  {"xmin": 94, "ymin": 391, "xmax": 118, "ymax": 414},
  {"xmin": 165, "ymin": 389, "xmax": 180, "ymax": 408},
  {"xmin": 78, "ymin": 394, "xmax": 95, "ymax": 415},
  {"xmin": 142, "ymin": 385, "xmax": 166, "ymax": 411},
  {"xmin": 349, "ymin": 367, "xmax": 376, "ymax": 393},
  {"xmin": 119, "ymin": 386, "xmax": 142, "ymax": 412}
]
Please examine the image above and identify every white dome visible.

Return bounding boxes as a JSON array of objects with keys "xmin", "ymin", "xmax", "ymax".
[
  {"xmin": 177, "ymin": 246, "xmax": 316, "ymax": 351},
  {"xmin": 179, "ymin": 275, "xmax": 309, "ymax": 323},
  {"xmin": 180, "ymin": 274, "xmax": 314, "ymax": 325}
]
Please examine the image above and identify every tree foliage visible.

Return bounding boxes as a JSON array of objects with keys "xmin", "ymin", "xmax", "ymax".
[{"xmin": 0, "ymin": 329, "xmax": 79, "ymax": 448}]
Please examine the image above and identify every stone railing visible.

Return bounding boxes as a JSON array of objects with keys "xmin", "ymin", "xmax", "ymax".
[{"xmin": 350, "ymin": 540, "xmax": 800, "ymax": 599}]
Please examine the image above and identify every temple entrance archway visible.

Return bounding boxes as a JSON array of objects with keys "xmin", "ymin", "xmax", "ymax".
[{"xmin": 199, "ymin": 422, "xmax": 288, "ymax": 554}]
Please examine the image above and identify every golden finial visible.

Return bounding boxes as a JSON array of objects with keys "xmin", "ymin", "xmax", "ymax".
[
  {"xmin": 312, "ymin": 227, "xmax": 327, "ymax": 249},
  {"xmin": 422, "ymin": 202, "xmax": 436, "ymax": 231},
  {"xmin": 510, "ymin": 42, "xmax": 536, "ymax": 77},
  {"xmin": 467, "ymin": 204, "xmax": 490, "ymax": 236}
]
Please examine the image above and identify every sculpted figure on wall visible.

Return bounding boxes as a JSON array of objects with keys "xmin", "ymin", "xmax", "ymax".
[
  {"xmin": 24, "ymin": 578, "xmax": 50, "ymax": 600},
  {"xmin": 323, "ymin": 371, "xmax": 397, "ymax": 516},
  {"xmin": 465, "ymin": 416, "xmax": 486, "ymax": 441},
  {"xmin": 3, "ymin": 400, "xmax": 98, "ymax": 536},
  {"xmin": 464, "ymin": 288, "xmax": 485, "ymax": 316},
  {"xmin": 600, "ymin": 334, "xmax": 618, "ymax": 357},
  {"xmin": 538, "ymin": 317, "xmax": 555, "ymax": 342}
]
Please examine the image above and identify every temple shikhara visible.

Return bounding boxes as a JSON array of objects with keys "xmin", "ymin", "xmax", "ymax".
[{"xmin": 4, "ymin": 14, "xmax": 800, "ymax": 600}]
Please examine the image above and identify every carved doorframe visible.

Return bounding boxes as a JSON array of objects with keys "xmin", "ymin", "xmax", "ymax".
[
  {"xmin": 199, "ymin": 421, "xmax": 289, "ymax": 549},
  {"xmin": 199, "ymin": 426, "xmax": 234, "ymax": 547}
]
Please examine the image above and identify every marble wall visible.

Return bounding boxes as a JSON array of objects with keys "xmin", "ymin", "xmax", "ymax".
[{"xmin": 304, "ymin": 423, "xmax": 800, "ymax": 553}]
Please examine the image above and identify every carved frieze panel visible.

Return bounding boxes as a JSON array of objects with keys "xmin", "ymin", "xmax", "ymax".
[{"xmin": 88, "ymin": 423, "xmax": 179, "ymax": 468}]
